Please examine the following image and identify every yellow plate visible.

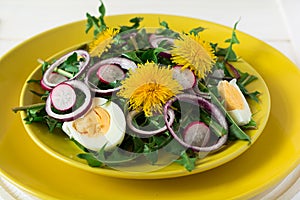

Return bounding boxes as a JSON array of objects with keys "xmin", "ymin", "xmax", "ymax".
[
  {"xmin": 0, "ymin": 14, "xmax": 300, "ymax": 199},
  {"xmin": 20, "ymin": 51, "xmax": 269, "ymax": 178}
]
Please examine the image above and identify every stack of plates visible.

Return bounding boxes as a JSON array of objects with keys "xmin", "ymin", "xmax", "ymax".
[{"xmin": 1, "ymin": 14, "xmax": 300, "ymax": 200}]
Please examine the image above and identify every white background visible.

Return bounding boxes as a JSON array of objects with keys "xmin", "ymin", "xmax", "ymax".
[{"xmin": 0, "ymin": 0, "xmax": 300, "ymax": 199}]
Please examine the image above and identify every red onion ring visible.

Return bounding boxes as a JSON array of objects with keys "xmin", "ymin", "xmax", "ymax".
[
  {"xmin": 45, "ymin": 80, "xmax": 92, "ymax": 122},
  {"xmin": 42, "ymin": 50, "xmax": 90, "ymax": 88},
  {"xmin": 148, "ymin": 34, "xmax": 174, "ymax": 48},
  {"xmin": 126, "ymin": 109, "xmax": 175, "ymax": 138},
  {"xmin": 163, "ymin": 93, "xmax": 228, "ymax": 152},
  {"xmin": 84, "ymin": 57, "xmax": 137, "ymax": 95}
]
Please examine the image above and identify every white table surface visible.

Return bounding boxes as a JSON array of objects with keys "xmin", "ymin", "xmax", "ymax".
[{"xmin": 1, "ymin": 0, "xmax": 300, "ymax": 199}]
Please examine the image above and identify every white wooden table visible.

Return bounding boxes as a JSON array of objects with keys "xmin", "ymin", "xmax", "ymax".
[{"xmin": 1, "ymin": 0, "xmax": 300, "ymax": 199}]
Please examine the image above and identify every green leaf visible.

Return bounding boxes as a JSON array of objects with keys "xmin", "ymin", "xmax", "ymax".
[
  {"xmin": 189, "ymin": 26, "xmax": 206, "ymax": 36},
  {"xmin": 85, "ymin": 0, "xmax": 107, "ymax": 37},
  {"xmin": 122, "ymin": 51, "xmax": 143, "ymax": 63},
  {"xmin": 224, "ymin": 20, "xmax": 240, "ymax": 62},
  {"xmin": 159, "ymin": 20, "xmax": 169, "ymax": 29},
  {"xmin": 242, "ymin": 118, "xmax": 257, "ymax": 129},
  {"xmin": 229, "ymin": 124, "xmax": 251, "ymax": 141},
  {"xmin": 132, "ymin": 136, "xmax": 145, "ymax": 153},
  {"xmin": 41, "ymin": 61, "xmax": 50, "ymax": 74},
  {"xmin": 175, "ymin": 151, "xmax": 197, "ymax": 172},
  {"xmin": 98, "ymin": 0, "xmax": 106, "ymax": 24},
  {"xmin": 77, "ymin": 153, "xmax": 103, "ymax": 167},
  {"xmin": 119, "ymin": 17, "xmax": 144, "ymax": 32},
  {"xmin": 144, "ymin": 145, "xmax": 158, "ymax": 164},
  {"xmin": 236, "ymin": 72, "xmax": 260, "ymax": 102},
  {"xmin": 44, "ymin": 116, "xmax": 62, "ymax": 132}
]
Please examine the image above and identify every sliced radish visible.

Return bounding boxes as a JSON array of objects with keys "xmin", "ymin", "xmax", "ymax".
[
  {"xmin": 172, "ymin": 66, "xmax": 196, "ymax": 90},
  {"xmin": 96, "ymin": 64, "xmax": 125, "ymax": 84},
  {"xmin": 41, "ymin": 73, "xmax": 68, "ymax": 91},
  {"xmin": 45, "ymin": 80, "xmax": 92, "ymax": 121},
  {"xmin": 164, "ymin": 93, "xmax": 228, "ymax": 152},
  {"xmin": 48, "ymin": 72, "xmax": 68, "ymax": 84},
  {"xmin": 183, "ymin": 121, "xmax": 210, "ymax": 147},
  {"xmin": 40, "ymin": 79, "xmax": 53, "ymax": 91},
  {"xmin": 42, "ymin": 50, "xmax": 90, "ymax": 89},
  {"xmin": 50, "ymin": 83, "xmax": 76, "ymax": 111},
  {"xmin": 85, "ymin": 57, "xmax": 137, "ymax": 95}
]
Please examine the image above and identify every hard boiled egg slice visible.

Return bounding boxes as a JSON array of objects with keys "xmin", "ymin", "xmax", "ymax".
[
  {"xmin": 217, "ymin": 78, "xmax": 252, "ymax": 126},
  {"xmin": 62, "ymin": 97, "xmax": 126, "ymax": 151}
]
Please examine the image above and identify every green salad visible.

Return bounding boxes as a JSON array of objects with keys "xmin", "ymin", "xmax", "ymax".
[{"xmin": 13, "ymin": 0, "xmax": 260, "ymax": 172}]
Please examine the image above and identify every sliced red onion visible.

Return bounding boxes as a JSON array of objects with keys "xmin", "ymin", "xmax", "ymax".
[
  {"xmin": 158, "ymin": 52, "xmax": 171, "ymax": 59},
  {"xmin": 148, "ymin": 34, "xmax": 174, "ymax": 48},
  {"xmin": 225, "ymin": 62, "xmax": 241, "ymax": 79},
  {"xmin": 190, "ymin": 82, "xmax": 211, "ymax": 99},
  {"xmin": 45, "ymin": 80, "xmax": 92, "ymax": 121},
  {"xmin": 85, "ymin": 57, "xmax": 137, "ymax": 94},
  {"xmin": 163, "ymin": 93, "xmax": 228, "ymax": 152},
  {"xmin": 126, "ymin": 109, "xmax": 175, "ymax": 138},
  {"xmin": 42, "ymin": 50, "xmax": 90, "ymax": 88}
]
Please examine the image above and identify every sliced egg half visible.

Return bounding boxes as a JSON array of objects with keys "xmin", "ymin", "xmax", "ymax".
[
  {"xmin": 217, "ymin": 78, "xmax": 252, "ymax": 126},
  {"xmin": 62, "ymin": 97, "xmax": 126, "ymax": 151}
]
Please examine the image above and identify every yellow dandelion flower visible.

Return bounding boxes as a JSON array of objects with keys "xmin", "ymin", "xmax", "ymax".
[
  {"xmin": 118, "ymin": 62, "xmax": 182, "ymax": 117},
  {"xmin": 170, "ymin": 33, "xmax": 217, "ymax": 79},
  {"xmin": 88, "ymin": 28, "xmax": 119, "ymax": 57}
]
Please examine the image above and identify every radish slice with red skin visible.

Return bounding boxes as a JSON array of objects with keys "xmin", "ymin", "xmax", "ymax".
[
  {"xmin": 183, "ymin": 121, "xmax": 210, "ymax": 147},
  {"xmin": 95, "ymin": 57, "xmax": 137, "ymax": 71},
  {"xmin": 40, "ymin": 79, "xmax": 53, "ymax": 91},
  {"xmin": 50, "ymin": 83, "xmax": 76, "ymax": 111},
  {"xmin": 97, "ymin": 64, "xmax": 125, "ymax": 84},
  {"xmin": 163, "ymin": 93, "xmax": 228, "ymax": 152},
  {"xmin": 42, "ymin": 50, "xmax": 90, "ymax": 88},
  {"xmin": 45, "ymin": 80, "xmax": 92, "ymax": 122},
  {"xmin": 172, "ymin": 66, "xmax": 196, "ymax": 90},
  {"xmin": 126, "ymin": 109, "xmax": 175, "ymax": 138},
  {"xmin": 48, "ymin": 72, "xmax": 68, "ymax": 84},
  {"xmin": 85, "ymin": 57, "xmax": 137, "ymax": 95}
]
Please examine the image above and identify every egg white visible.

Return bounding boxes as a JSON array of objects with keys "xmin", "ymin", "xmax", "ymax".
[
  {"xmin": 62, "ymin": 97, "xmax": 126, "ymax": 151},
  {"xmin": 218, "ymin": 79, "xmax": 252, "ymax": 126}
]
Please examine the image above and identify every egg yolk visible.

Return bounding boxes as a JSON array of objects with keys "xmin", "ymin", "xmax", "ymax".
[
  {"xmin": 72, "ymin": 106, "xmax": 110, "ymax": 136},
  {"xmin": 218, "ymin": 81, "xmax": 244, "ymax": 111}
]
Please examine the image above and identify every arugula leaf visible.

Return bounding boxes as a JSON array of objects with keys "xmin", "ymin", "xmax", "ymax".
[
  {"xmin": 122, "ymin": 51, "xmax": 143, "ymax": 63},
  {"xmin": 77, "ymin": 153, "xmax": 103, "ymax": 167},
  {"xmin": 57, "ymin": 52, "xmax": 81, "ymax": 76},
  {"xmin": 144, "ymin": 145, "xmax": 158, "ymax": 164},
  {"xmin": 242, "ymin": 118, "xmax": 257, "ymax": 129},
  {"xmin": 175, "ymin": 151, "xmax": 197, "ymax": 172},
  {"xmin": 119, "ymin": 17, "xmax": 144, "ymax": 33},
  {"xmin": 189, "ymin": 26, "xmax": 206, "ymax": 36},
  {"xmin": 224, "ymin": 20, "xmax": 240, "ymax": 62},
  {"xmin": 85, "ymin": 0, "xmax": 107, "ymax": 37},
  {"xmin": 41, "ymin": 61, "xmax": 50, "ymax": 74},
  {"xmin": 159, "ymin": 20, "xmax": 169, "ymax": 29},
  {"xmin": 44, "ymin": 116, "xmax": 63, "ymax": 132},
  {"xmin": 237, "ymin": 71, "xmax": 260, "ymax": 102}
]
